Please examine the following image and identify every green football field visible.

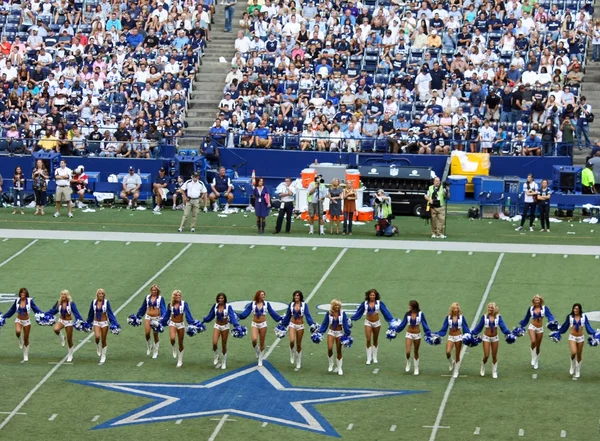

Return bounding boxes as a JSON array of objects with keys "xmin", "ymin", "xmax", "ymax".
[{"xmin": 0, "ymin": 223, "xmax": 599, "ymax": 441}]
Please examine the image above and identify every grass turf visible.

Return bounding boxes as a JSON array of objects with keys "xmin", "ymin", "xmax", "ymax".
[
  {"xmin": 0, "ymin": 242, "xmax": 598, "ymax": 441},
  {"xmin": 0, "ymin": 206, "xmax": 598, "ymax": 245}
]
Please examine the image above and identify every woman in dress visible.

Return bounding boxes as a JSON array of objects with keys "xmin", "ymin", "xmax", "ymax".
[
  {"xmin": 351, "ymin": 289, "xmax": 395, "ymax": 365},
  {"xmin": 11, "ymin": 166, "xmax": 25, "ymax": 215},
  {"xmin": 317, "ymin": 299, "xmax": 352, "ymax": 375},
  {"xmin": 552, "ymin": 303, "xmax": 598, "ymax": 378},
  {"xmin": 134, "ymin": 284, "xmax": 167, "ymax": 358},
  {"xmin": 252, "ymin": 177, "xmax": 271, "ymax": 234},
  {"xmin": 280, "ymin": 290, "xmax": 316, "ymax": 371},
  {"xmin": 159, "ymin": 290, "xmax": 198, "ymax": 367},
  {"xmin": 328, "ymin": 178, "xmax": 343, "ymax": 234},
  {"xmin": 201, "ymin": 293, "xmax": 240, "ymax": 370},
  {"xmin": 471, "ymin": 302, "xmax": 513, "ymax": 378},
  {"xmin": 46, "ymin": 290, "xmax": 84, "ymax": 362},
  {"xmin": 86, "ymin": 288, "xmax": 120, "ymax": 364},
  {"xmin": 342, "ymin": 182, "xmax": 356, "ymax": 235},
  {"xmin": 1, "ymin": 288, "xmax": 44, "ymax": 361},
  {"xmin": 394, "ymin": 300, "xmax": 432, "ymax": 375},
  {"xmin": 518, "ymin": 294, "xmax": 556, "ymax": 369},
  {"xmin": 435, "ymin": 302, "xmax": 471, "ymax": 378},
  {"xmin": 238, "ymin": 290, "xmax": 282, "ymax": 366}
]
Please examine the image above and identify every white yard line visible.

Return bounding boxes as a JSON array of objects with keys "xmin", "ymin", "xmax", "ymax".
[
  {"xmin": 1, "ymin": 229, "xmax": 598, "ymax": 255},
  {"xmin": 207, "ymin": 414, "xmax": 230, "ymax": 441},
  {"xmin": 0, "ymin": 240, "xmax": 37, "ymax": 268},
  {"xmin": 428, "ymin": 253, "xmax": 505, "ymax": 441},
  {"xmin": 0, "ymin": 243, "xmax": 193, "ymax": 432}
]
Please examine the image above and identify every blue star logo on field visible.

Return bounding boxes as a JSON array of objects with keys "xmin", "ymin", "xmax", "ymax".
[{"xmin": 72, "ymin": 361, "xmax": 426, "ymax": 437}]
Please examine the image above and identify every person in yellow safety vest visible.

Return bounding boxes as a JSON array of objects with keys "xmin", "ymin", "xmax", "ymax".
[
  {"xmin": 425, "ymin": 177, "xmax": 450, "ymax": 239},
  {"xmin": 582, "ymin": 161, "xmax": 596, "ymax": 194}
]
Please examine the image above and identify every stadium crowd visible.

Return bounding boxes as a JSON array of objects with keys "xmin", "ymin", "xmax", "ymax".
[
  {"xmin": 0, "ymin": 0, "xmax": 208, "ymax": 157},
  {"xmin": 208, "ymin": 0, "xmax": 598, "ymax": 157}
]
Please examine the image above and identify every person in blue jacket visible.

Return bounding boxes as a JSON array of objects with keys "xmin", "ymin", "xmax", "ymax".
[
  {"xmin": 435, "ymin": 302, "xmax": 471, "ymax": 378},
  {"xmin": 280, "ymin": 290, "xmax": 316, "ymax": 371},
  {"xmin": 46, "ymin": 290, "xmax": 84, "ymax": 363},
  {"xmin": 87, "ymin": 288, "xmax": 120, "ymax": 364},
  {"xmin": 552, "ymin": 303, "xmax": 598, "ymax": 379},
  {"xmin": 159, "ymin": 290, "xmax": 198, "ymax": 368},
  {"xmin": 318, "ymin": 299, "xmax": 352, "ymax": 376},
  {"xmin": 134, "ymin": 284, "xmax": 167, "ymax": 359},
  {"xmin": 202, "ymin": 292, "xmax": 240, "ymax": 370},
  {"xmin": 1, "ymin": 287, "xmax": 44, "ymax": 362},
  {"xmin": 238, "ymin": 290, "xmax": 282, "ymax": 366},
  {"xmin": 351, "ymin": 289, "xmax": 395, "ymax": 365},
  {"xmin": 471, "ymin": 302, "xmax": 512, "ymax": 379},
  {"xmin": 394, "ymin": 300, "xmax": 432, "ymax": 376},
  {"xmin": 518, "ymin": 294, "xmax": 556, "ymax": 370}
]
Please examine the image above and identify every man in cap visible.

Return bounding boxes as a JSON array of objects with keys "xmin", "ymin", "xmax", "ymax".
[
  {"xmin": 152, "ymin": 167, "xmax": 169, "ymax": 212},
  {"xmin": 524, "ymin": 130, "xmax": 542, "ymax": 156},
  {"xmin": 120, "ymin": 166, "xmax": 142, "ymax": 209},
  {"xmin": 178, "ymin": 171, "xmax": 208, "ymax": 232}
]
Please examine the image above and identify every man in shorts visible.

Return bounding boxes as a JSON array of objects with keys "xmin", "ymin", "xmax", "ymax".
[{"xmin": 54, "ymin": 160, "xmax": 73, "ymax": 218}]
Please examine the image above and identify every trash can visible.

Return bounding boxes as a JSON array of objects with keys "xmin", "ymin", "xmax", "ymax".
[{"xmin": 447, "ymin": 175, "xmax": 467, "ymax": 202}]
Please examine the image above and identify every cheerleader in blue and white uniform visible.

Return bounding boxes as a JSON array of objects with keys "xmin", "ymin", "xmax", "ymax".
[
  {"xmin": 2, "ymin": 287, "xmax": 44, "ymax": 362},
  {"xmin": 135, "ymin": 284, "xmax": 167, "ymax": 358},
  {"xmin": 46, "ymin": 290, "xmax": 84, "ymax": 362},
  {"xmin": 351, "ymin": 289, "xmax": 395, "ymax": 365},
  {"xmin": 471, "ymin": 302, "xmax": 512, "ymax": 378},
  {"xmin": 554, "ymin": 303, "xmax": 597, "ymax": 378},
  {"xmin": 201, "ymin": 292, "xmax": 240, "ymax": 370},
  {"xmin": 280, "ymin": 290, "xmax": 316, "ymax": 371},
  {"xmin": 159, "ymin": 290, "xmax": 198, "ymax": 367},
  {"xmin": 238, "ymin": 290, "xmax": 282, "ymax": 366},
  {"xmin": 435, "ymin": 302, "xmax": 471, "ymax": 378},
  {"xmin": 317, "ymin": 299, "xmax": 352, "ymax": 376},
  {"xmin": 518, "ymin": 294, "xmax": 555, "ymax": 369},
  {"xmin": 86, "ymin": 289, "xmax": 119, "ymax": 364},
  {"xmin": 394, "ymin": 300, "xmax": 432, "ymax": 375}
]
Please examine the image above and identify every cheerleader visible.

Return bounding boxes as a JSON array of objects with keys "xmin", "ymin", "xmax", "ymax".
[
  {"xmin": 435, "ymin": 303, "xmax": 471, "ymax": 378},
  {"xmin": 395, "ymin": 300, "xmax": 432, "ymax": 375},
  {"xmin": 86, "ymin": 289, "xmax": 119, "ymax": 364},
  {"xmin": 238, "ymin": 290, "xmax": 282, "ymax": 366},
  {"xmin": 135, "ymin": 284, "xmax": 167, "ymax": 358},
  {"xmin": 554, "ymin": 303, "xmax": 597, "ymax": 378},
  {"xmin": 46, "ymin": 290, "xmax": 84, "ymax": 362},
  {"xmin": 317, "ymin": 299, "xmax": 351, "ymax": 375},
  {"xmin": 518, "ymin": 294, "xmax": 555, "ymax": 369},
  {"xmin": 350, "ymin": 289, "xmax": 395, "ymax": 365},
  {"xmin": 2, "ymin": 288, "xmax": 44, "ymax": 362},
  {"xmin": 201, "ymin": 293, "xmax": 240, "ymax": 370},
  {"xmin": 159, "ymin": 290, "xmax": 198, "ymax": 367},
  {"xmin": 280, "ymin": 290, "xmax": 316, "ymax": 371},
  {"xmin": 471, "ymin": 302, "xmax": 512, "ymax": 378}
]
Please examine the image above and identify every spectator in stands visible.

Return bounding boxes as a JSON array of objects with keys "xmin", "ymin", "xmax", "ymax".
[
  {"xmin": 575, "ymin": 96, "xmax": 592, "ymax": 150},
  {"xmin": 524, "ymin": 131, "xmax": 542, "ymax": 156},
  {"xmin": 120, "ymin": 166, "xmax": 141, "ymax": 209},
  {"xmin": 209, "ymin": 166, "xmax": 234, "ymax": 211},
  {"xmin": 252, "ymin": 120, "xmax": 272, "ymax": 148},
  {"xmin": 560, "ymin": 117, "xmax": 576, "ymax": 157}
]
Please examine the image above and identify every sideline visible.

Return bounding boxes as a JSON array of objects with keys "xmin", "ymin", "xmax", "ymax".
[
  {"xmin": 1, "ymin": 229, "xmax": 598, "ymax": 255},
  {"xmin": 428, "ymin": 253, "xmax": 505, "ymax": 441},
  {"xmin": 0, "ymin": 243, "xmax": 193, "ymax": 432}
]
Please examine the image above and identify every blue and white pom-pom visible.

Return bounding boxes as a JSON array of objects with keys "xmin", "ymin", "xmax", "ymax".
[
  {"xmin": 385, "ymin": 328, "xmax": 397, "ymax": 340},
  {"xmin": 0, "ymin": 313, "xmax": 5, "ymax": 327},
  {"xmin": 549, "ymin": 331, "xmax": 561, "ymax": 343},
  {"xmin": 425, "ymin": 334, "xmax": 442, "ymax": 346},
  {"xmin": 186, "ymin": 321, "xmax": 206, "ymax": 337},
  {"xmin": 74, "ymin": 320, "xmax": 92, "ymax": 333},
  {"xmin": 512, "ymin": 326, "xmax": 526, "ymax": 337},
  {"xmin": 310, "ymin": 323, "xmax": 319, "ymax": 333},
  {"xmin": 594, "ymin": 330, "xmax": 600, "ymax": 341},
  {"xmin": 547, "ymin": 321, "xmax": 559, "ymax": 332},
  {"xmin": 150, "ymin": 321, "xmax": 164, "ymax": 333},
  {"xmin": 587, "ymin": 337, "xmax": 599, "ymax": 347},
  {"xmin": 340, "ymin": 335, "xmax": 354, "ymax": 348},
  {"xmin": 311, "ymin": 332, "xmax": 323, "ymax": 344},
  {"xmin": 505, "ymin": 333, "xmax": 517, "ymax": 344},
  {"xmin": 186, "ymin": 325, "xmax": 198, "ymax": 337},
  {"xmin": 127, "ymin": 314, "xmax": 142, "ymax": 327},
  {"xmin": 35, "ymin": 312, "xmax": 56, "ymax": 326},
  {"xmin": 274, "ymin": 323, "xmax": 287, "ymax": 339},
  {"xmin": 463, "ymin": 334, "xmax": 481, "ymax": 347},
  {"xmin": 390, "ymin": 318, "xmax": 402, "ymax": 332},
  {"xmin": 232, "ymin": 325, "xmax": 247, "ymax": 339},
  {"xmin": 110, "ymin": 324, "xmax": 121, "ymax": 335}
]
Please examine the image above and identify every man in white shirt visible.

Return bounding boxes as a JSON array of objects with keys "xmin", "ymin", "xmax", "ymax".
[
  {"xmin": 234, "ymin": 31, "xmax": 251, "ymax": 54},
  {"xmin": 178, "ymin": 172, "xmax": 208, "ymax": 232},
  {"xmin": 281, "ymin": 14, "xmax": 300, "ymax": 37},
  {"xmin": 415, "ymin": 68, "xmax": 432, "ymax": 101},
  {"xmin": 273, "ymin": 177, "xmax": 295, "ymax": 233},
  {"xmin": 152, "ymin": 3, "xmax": 169, "ymax": 23},
  {"xmin": 0, "ymin": 60, "xmax": 17, "ymax": 82},
  {"xmin": 54, "ymin": 160, "xmax": 74, "ymax": 218},
  {"xmin": 477, "ymin": 119, "xmax": 496, "ymax": 153},
  {"xmin": 120, "ymin": 166, "xmax": 142, "ymax": 208}
]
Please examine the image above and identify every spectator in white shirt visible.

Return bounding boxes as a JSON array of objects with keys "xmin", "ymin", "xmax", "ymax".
[
  {"xmin": 164, "ymin": 58, "xmax": 180, "ymax": 75},
  {"xmin": 234, "ymin": 31, "xmax": 251, "ymax": 54},
  {"xmin": 141, "ymin": 83, "xmax": 158, "ymax": 103},
  {"xmin": 152, "ymin": 3, "xmax": 169, "ymax": 22}
]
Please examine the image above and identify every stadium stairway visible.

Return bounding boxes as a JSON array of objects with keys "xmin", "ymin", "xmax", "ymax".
[
  {"xmin": 180, "ymin": 6, "xmax": 242, "ymax": 151},
  {"xmin": 580, "ymin": 4, "xmax": 600, "ymax": 164}
]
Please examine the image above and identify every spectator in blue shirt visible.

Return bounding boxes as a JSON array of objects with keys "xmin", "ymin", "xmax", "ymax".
[
  {"xmin": 252, "ymin": 120, "xmax": 272, "ymax": 148},
  {"xmin": 209, "ymin": 119, "xmax": 228, "ymax": 147},
  {"xmin": 524, "ymin": 130, "xmax": 542, "ymax": 156},
  {"xmin": 106, "ymin": 13, "xmax": 122, "ymax": 31},
  {"xmin": 126, "ymin": 28, "xmax": 144, "ymax": 48}
]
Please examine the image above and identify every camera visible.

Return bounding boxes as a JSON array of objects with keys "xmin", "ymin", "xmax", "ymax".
[{"xmin": 314, "ymin": 174, "xmax": 324, "ymax": 184}]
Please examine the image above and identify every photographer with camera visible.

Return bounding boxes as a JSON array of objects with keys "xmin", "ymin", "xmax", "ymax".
[
  {"xmin": 424, "ymin": 177, "xmax": 449, "ymax": 239},
  {"xmin": 307, "ymin": 174, "xmax": 326, "ymax": 235}
]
